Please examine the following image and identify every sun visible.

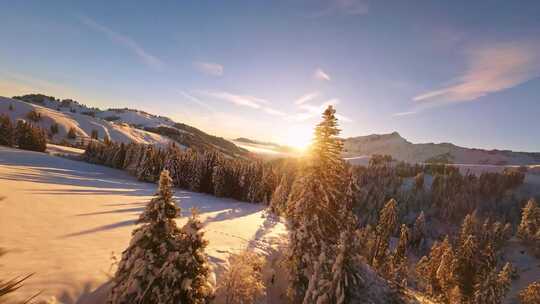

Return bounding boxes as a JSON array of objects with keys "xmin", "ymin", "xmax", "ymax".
[{"xmin": 283, "ymin": 125, "xmax": 313, "ymax": 152}]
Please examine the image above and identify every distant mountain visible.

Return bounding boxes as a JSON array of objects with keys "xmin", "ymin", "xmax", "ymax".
[
  {"xmin": 343, "ymin": 132, "xmax": 540, "ymax": 166},
  {"xmin": 2, "ymin": 94, "xmax": 249, "ymax": 157}
]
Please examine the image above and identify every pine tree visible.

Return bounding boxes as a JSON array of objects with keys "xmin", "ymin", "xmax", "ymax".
[
  {"xmin": 416, "ymin": 236, "xmax": 452, "ymax": 298},
  {"xmin": 473, "ymin": 262, "xmax": 512, "ymax": 304},
  {"xmin": 50, "ymin": 123, "xmax": 59, "ymax": 136},
  {"xmin": 371, "ymin": 198, "xmax": 398, "ymax": 275},
  {"xmin": 269, "ymin": 174, "xmax": 290, "ymax": 214},
  {"xmin": 436, "ymin": 246, "xmax": 455, "ymax": 302},
  {"xmin": 454, "ymin": 234, "xmax": 479, "ymax": 302},
  {"xmin": 218, "ymin": 250, "xmax": 266, "ymax": 304},
  {"xmin": 178, "ymin": 208, "xmax": 214, "ymax": 303},
  {"xmin": 517, "ymin": 199, "xmax": 539, "ymax": 242},
  {"xmin": 15, "ymin": 121, "xmax": 46, "ymax": 152},
  {"xmin": 212, "ymin": 164, "xmax": 227, "ymax": 197},
  {"xmin": 391, "ymin": 224, "xmax": 410, "ymax": 284},
  {"xmin": 411, "ymin": 211, "xmax": 427, "ymax": 251},
  {"xmin": 0, "ymin": 115, "xmax": 14, "ymax": 147},
  {"xmin": 112, "ymin": 142, "xmax": 127, "ymax": 169},
  {"xmin": 137, "ymin": 145, "xmax": 160, "ymax": 182},
  {"xmin": 107, "ymin": 170, "xmax": 214, "ymax": 303},
  {"xmin": 286, "ymin": 105, "xmax": 356, "ymax": 303},
  {"xmin": 67, "ymin": 127, "xmax": 77, "ymax": 139},
  {"xmin": 163, "ymin": 144, "xmax": 183, "ymax": 186},
  {"xmin": 519, "ymin": 281, "xmax": 540, "ymax": 304}
]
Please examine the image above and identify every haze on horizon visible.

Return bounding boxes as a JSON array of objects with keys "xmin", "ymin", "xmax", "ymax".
[{"xmin": 1, "ymin": 0, "xmax": 539, "ymax": 152}]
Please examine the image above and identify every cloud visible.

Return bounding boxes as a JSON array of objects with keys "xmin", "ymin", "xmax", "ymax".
[
  {"xmin": 179, "ymin": 91, "xmax": 214, "ymax": 111},
  {"xmin": 201, "ymin": 91, "xmax": 267, "ymax": 109},
  {"xmin": 78, "ymin": 15, "xmax": 163, "ymax": 70},
  {"xmin": 413, "ymin": 42, "xmax": 540, "ymax": 105},
  {"xmin": 199, "ymin": 90, "xmax": 286, "ymax": 117},
  {"xmin": 391, "ymin": 111, "xmax": 417, "ymax": 117},
  {"xmin": 314, "ymin": 68, "xmax": 331, "ymax": 81},
  {"xmin": 193, "ymin": 61, "xmax": 224, "ymax": 76},
  {"xmin": 294, "ymin": 92, "xmax": 319, "ymax": 105}
]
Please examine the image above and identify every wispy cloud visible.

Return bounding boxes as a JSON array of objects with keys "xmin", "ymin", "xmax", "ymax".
[
  {"xmin": 179, "ymin": 91, "xmax": 214, "ymax": 111},
  {"xmin": 413, "ymin": 42, "xmax": 540, "ymax": 105},
  {"xmin": 309, "ymin": 0, "xmax": 369, "ymax": 17},
  {"xmin": 201, "ymin": 91, "xmax": 267, "ymax": 109},
  {"xmin": 193, "ymin": 61, "xmax": 224, "ymax": 76},
  {"xmin": 314, "ymin": 68, "xmax": 331, "ymax": 81},
  {"xmin": 78, "ymin": 15, "xmax": 163, "ymax": 70},
  {"xmin": 392, "ymin": 111, "xmax": 417, "ymax": 117},
  {"xmin": 294, "ymin": 92, "xmax": 319, "ymax": 105},
  {"xmin": 200, "ymin": 90, "xmax": 286, "ymax": 117}
]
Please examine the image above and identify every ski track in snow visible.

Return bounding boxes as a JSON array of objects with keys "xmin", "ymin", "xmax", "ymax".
[{"xmin": 0, "ymin": 146, "xmax": 286, "ymax": 303}]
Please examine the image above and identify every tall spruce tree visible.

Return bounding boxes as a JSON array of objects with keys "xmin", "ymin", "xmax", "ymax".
[
  {"xmin": 286, "ymin": 105, "xmax": 357, "ymax": 303},
  {"xmin": 371, "ymin": 198, "xmax": 398, "ymax": 275},
  {"xmin": 107, "ymin": 170, "xmax": 213, "ymax": 303}
]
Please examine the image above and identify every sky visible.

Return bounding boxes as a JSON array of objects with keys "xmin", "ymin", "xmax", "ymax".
[{"xmin": 1, "ymin": 0, "xmax": 539, "ymax": 151}]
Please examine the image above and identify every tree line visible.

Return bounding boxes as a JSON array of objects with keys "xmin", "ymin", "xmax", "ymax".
[{"xmin": 0, "ymin": 114, "xmax": 47, "ymax": 152}]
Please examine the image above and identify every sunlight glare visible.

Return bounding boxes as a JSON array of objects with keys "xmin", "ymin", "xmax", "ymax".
[{"xmin": 283, "ymin": 125, "xmax": 313, "ymax": 151}]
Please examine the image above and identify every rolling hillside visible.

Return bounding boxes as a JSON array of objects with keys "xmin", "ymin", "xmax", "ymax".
[{"xmin": 1, "ymin": 94, "xmax": 249, "ymax": 157}]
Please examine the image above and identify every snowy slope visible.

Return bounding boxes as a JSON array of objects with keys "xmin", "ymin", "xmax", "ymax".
[
  {"xmin": 0, "ymin": 146, "xmax": 286, "ymax": 303},
  {"xmin": 343, "ymin": 132, "xmax": 540, "ymax": 166},
  {"xmin": 6, "ymin": 94, "xmax": 248, "ymax": 157},
  {"xmin": 0, "ymin": 97, "xmax": 171, "ymax": 146},
  {"xmin": 95, "ymin": 109, "xmax": 174, "ymax": 128}
]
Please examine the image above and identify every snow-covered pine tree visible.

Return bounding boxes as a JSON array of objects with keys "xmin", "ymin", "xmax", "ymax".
[
  {"xmin": 436, "ymin": 246, "xmax": 455, "ymax": 302},
  {"xmin": 107, "ymin": 170, "xmax": 213, "ymax": 303},
  {"xmin": 218, "ymin": 250, "xmax": 266, "ymax": 304},
  {"xmin": 211, "ymin": 164, "xmax": 227, "ymax": 197},
  {"xmin": 177, "ymin": 208, "xmax": 214, "ymax": 303},
  {"xmin": 188, "ymin": 152, "xmax": 203, "ymax": 192},
  {"xmin": 454, "ymin": 234, "xmax": 479, "ymax": 302},
  {"xmin": 285, "ymin": 105, "xmax": 355, "ymax": 303},
  {"xmin": 137, "ymin": 145, "xmax": 163, "ymax": 182},
  {"xmin": 415, "ymin": 236, "xmax": 452, "ymax": 298},
  {"xmin": 517, "ymin": 198, "xmax": 539, "ymax": 242},
  {"xmin": 163, "ymin": 143, "xmax": 183, "ymax": 186},
  {"xmin": 459, "ymin": 212, "xmax": 479, "ymax": 245},
  {"xmin": 303, "ymin": 177, "xmax": 361, "ymax": 304},
  {"xmin": 473, "ymin": 262, "xmax": 512, "ymax": 304},
  {"xmin": 371, "ymin": 198, "xmax": 398, "ymax": 275},
  {"xmin": 269, "ymin": 174, "xmax": 290, "ymax": 214},
  {"xmin": 391, "ymin": 224, "xmax": 410, "ymax": 284},
  {"xmin": 112, "ymin": 142, "xmax": 127, "ymax": 169}
]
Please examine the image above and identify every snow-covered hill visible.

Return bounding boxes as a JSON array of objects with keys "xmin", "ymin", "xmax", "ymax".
[
  {"xmin": 343, "ymin": 132, "xmax": 540, "ymax": 166},
  {"xmin": 1, "ymin": 94, "xmax": 249, "ymax": 156},
  {"xmin": 0, "ymin": 97, "xmax": 171, "ymax": 146}
]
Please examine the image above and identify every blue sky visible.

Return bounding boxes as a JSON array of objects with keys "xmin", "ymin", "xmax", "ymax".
[{"xmin": 1, "ymin": 0, "xmax": 539, "ymax": 151}]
